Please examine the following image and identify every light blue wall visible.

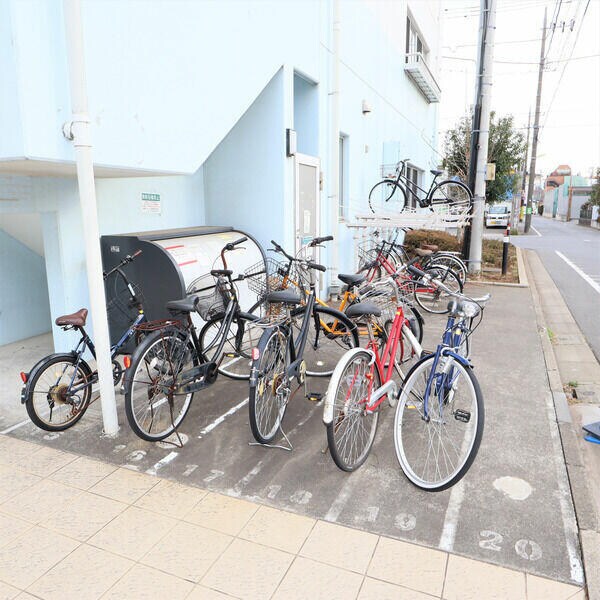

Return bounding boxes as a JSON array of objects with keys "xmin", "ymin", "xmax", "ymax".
[
  {"xmin": 294, "ymin": 75, "xmax": 320, "ymax": 156},
  {"xmin": 204, "ymin": 70, "xmax": 287, "ymax": 253},
  {"xmin": 0, "ymin": 229, "xmax": 51, "ymax": 345}
]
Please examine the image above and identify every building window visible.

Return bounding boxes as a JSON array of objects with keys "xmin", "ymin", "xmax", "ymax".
[
  {"xmin": 406, "ymin": 16, "xmax": 427, "ymax": 63},
  {"xmin": 405, "ymin": 165, "xmax": 422, "ymax": 209},
  {"xmin": 339, "ymin": 134, "xmax": 349, "ymax": 219}
]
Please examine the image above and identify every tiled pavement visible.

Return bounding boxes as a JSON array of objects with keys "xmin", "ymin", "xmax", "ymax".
[{"xmin": 0, "ymin": 434, "xmax": 585, "ymax": 600}]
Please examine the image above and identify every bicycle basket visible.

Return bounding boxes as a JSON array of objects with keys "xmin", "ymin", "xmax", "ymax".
[
  {"xmin": 186, "ymin": 273, "xmax": 228, "ymax": 320},
  {"xmin": 358, "ymin": 281, "xmax": 397, "ymax": 324},
  {"xmin": 244, "ymin": 258, "xmax": 297, "ymax": 299}
]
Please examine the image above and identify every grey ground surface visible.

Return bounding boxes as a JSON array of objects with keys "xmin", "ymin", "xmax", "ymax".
[
  {"xmin": 0, "ymin": 282, "xmax": 584, "ymax": 585},
  {"xmin": 512, "ymin": 215, "xmax": 600, "ymax": 361}
]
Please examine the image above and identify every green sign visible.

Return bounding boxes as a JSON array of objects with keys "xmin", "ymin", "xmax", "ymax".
[
  {"xmin": 141, "ymin": 192, "xmax": 161, "ymax": 214},
  {"xmin": 526, "ymin": 207, "xmax": 532, "ymax": 214}
]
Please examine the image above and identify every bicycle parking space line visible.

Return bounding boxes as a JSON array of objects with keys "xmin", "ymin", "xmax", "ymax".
[
  {"xmin": 531, "ymin": 226, "xmax": 542, "ymax": 237},
  {"xmin": 438, "ymin": 479, "xmax": 466, "ymax": 552},
  {"xmin": 555, "ymin": 251, "xmax": 600, "ymax": 295},
  {"xmin": 0, "ymin": 419, "xmax": 30, "ymax": 435},
  {"xmin": 198, "ymin": 397, "xmax": 249, "ymax": 439},
  {"xmin": 145, "ymin": 451, "xmax": 179, "ymax": 476},
  {"xmin": 229, "ymin": 460, "xmax": 265, "ymax": 497}
]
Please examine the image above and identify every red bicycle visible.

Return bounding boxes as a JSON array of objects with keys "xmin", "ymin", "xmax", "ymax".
[{"xmin": 322, "ymin": 278, "xmax": 423, "ymax": 471}]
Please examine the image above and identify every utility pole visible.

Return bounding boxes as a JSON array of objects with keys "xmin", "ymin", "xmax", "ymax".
[
  {"xmin": 524, "ymin": 8, "xmax": 547, "ymax": 233},
  {"xmin": 466, "ymin": 0, "xmax": 497, "ymax": 274},
  {"xmin": 517, "ymin": 109, "xmax": 531, "ymax": 226}
]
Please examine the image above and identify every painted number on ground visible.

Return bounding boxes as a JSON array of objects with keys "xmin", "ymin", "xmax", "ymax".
[{"xmin": 479, "ymin": 531, "xmax": 543, "ymax": 561}]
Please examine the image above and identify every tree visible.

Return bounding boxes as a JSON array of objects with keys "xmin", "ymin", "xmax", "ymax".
[
  {"xmin": 588, "ymin": 167, "xmax": 600, "ymax": 206},
  {"xmin": 442, "ymin": 112, "xmax": 526, "ymax": 203}
]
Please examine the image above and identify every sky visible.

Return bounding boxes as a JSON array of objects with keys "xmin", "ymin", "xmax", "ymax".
[{"xmin": 438, "ymin": 0, "xmax": 600, "ymax": 179}]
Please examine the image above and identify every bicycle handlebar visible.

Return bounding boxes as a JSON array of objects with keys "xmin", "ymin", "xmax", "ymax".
[
  {"xmin": 103, "ymin": 249, "xmax": 143, "ymax": 279},
  {"xmin": 307, "ymin": 262, "xmax": 326, "ymax": 272},
  {"xmin": 225, "ymin": 237, "xmax": 248, "ymax": 251},
  {"xmin": 309, "ymin": 235, "xmax": 334, "ymax": 247}
]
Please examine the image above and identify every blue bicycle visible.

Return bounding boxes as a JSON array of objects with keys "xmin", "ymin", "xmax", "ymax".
[
  {"xmin": 393, "ymin": 264, "xmax": 490, "ymax": 491},
  {"xmin": 20, "ymin": 250, "xmax": 145, "ymax": 431}
]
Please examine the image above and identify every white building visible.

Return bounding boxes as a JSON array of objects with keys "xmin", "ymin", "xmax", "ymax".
[{"xmin": 0, "ymin": 0, "xmax": 442, "ymax": 349}]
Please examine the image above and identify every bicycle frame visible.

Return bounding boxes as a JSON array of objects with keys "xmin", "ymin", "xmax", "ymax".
[{"xmin": 390, "ymin": 161, "xmax": 440, "ymax": 207}]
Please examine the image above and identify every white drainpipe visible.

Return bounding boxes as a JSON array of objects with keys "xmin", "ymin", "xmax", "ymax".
[
  {"xmin": 62, "ymin": 0, "xmax": 119, "ymax": 435},
  {"xmin": 329, "ymin": 0, "xmax": 340, "ymax": 291}
]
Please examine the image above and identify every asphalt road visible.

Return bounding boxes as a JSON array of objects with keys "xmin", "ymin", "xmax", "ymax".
[
  {"xmin": 512, "ymin": 216, "xmax": 600, "ymax": 361},
  {"xmin": 2, "ymin": 283, "xmax": 583, "ymax": 585}
]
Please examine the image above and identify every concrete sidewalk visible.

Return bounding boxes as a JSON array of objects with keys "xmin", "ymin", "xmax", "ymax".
[{"xmin": 0, "ymin": 433, "xmax": 585, "ymax": 600}]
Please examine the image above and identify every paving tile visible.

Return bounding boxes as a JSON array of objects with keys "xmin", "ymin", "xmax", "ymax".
[
  {"xmin": 300, "ymin": 520, "xmax": 378, "ymax": 575},
  {"xmin": 15, "ymin": 446, "xmax": 77, "ymax": 478},
  {"xmin": 141, "ymin": 520, "xmax": 231, "ymax": 583},
  {"xmin": 526, "ymin": 574, "xmax": 582, "ymax": 599},
  {"xmin": 443, "ymin": 554, "xmax": 525, "ymax": 600},
  {"xmin": 187, "ymin": 586, "xmax": 236, "ymax": 600},
  {"xmin": 0, "ymin": 479, "xmax": 81, "ymax": 525},
  {"xmin": 88, "ymin": 505, "xmax": 176, "ymax": 561},
  {"xmin": 239, "ymin": 505, "xmax": 315, "ymax": 554},
  {"xmin": 44, "ymin": 491, "xmax": 126, "ymax": 541},
  {"xmin": 0, "ymin": 465, "xmax": 41, "ymax": 504},
  {"xmin": 27, "ymin": 543, "xmax": 132, "ymax": 600},
  {"xmin": 367, "ymin": 537, "xmax": 447, "ymax": 597},
  {"xmin": 0, "ymin": 526, "xmax": 79, "ymax": 589},
  {"xmin": 134, "ymin": 478, "xmax": 206, "ymax": 519},
  {"xmin": 272, "ymin": 556, "xmax": 363, "ymax": 600},
  {"xmin": 358, "ymin": 577, "xmax": 438, "ymax": 600},
  {"xmin": 102, "ymin": 563, "xmax": 193, "ymax": 599},
  {"xmin": 185, "ymin": 492, "xmax": 258, "ymax": 536},
  {"xmin": 201, "ymin": 538, "xmax": 293, "ymax": 600},
  {"xmin": 15, "ymin": 594, "xmax": 38, "ymax": 599},
  {"xmin": 50, "ymin": 456, "xmax": 117, "ymax": 490},
  {"xmin": 0, "ymin": 581, "xmax": 20, "ymax": 600},
  {"xmin": 0, "ymin": 438, "xmax": 41, "ymax": 471},
  {"xmin": 89, "ymin": 468, "xmax": 158, "ymax": 504},
  {"xmin": 568, "ymin": 591, "xmax": 586, "ymax": 600},
  {"xmin": 0, "ymin": 513, "xmax": 31, "ymax": 549}
]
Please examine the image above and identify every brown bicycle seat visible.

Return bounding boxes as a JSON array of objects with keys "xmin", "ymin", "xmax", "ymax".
[
  {"xmin": 421, "ymin": 244, "xmax": 439, "ymax": 252},
  {"xmin": 55, "ymin": 308, "xmax": 88, "ymax": 328},
  {"xmin": 414, "ymin": 248, "xmax": 433, "ymax": 257}
]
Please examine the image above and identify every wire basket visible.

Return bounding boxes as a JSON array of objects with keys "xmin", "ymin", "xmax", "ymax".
[
  {"xmin": 244, "ymin": 258, "xmax": 308, "ymax": 301},
  {"xmin": 379, "ymin": 163, "xmax": 401, "ymax": 179},
  {"xmin": 185, "ymin": 273, "xmax": 228, "ymax": 321},
  {"xmin": 357, "ymin": 241, "xmax": 381, "ymax": 273},
  {"xmin": 357, "ymin": 281, "xmax": 398, "ymax": 325}
]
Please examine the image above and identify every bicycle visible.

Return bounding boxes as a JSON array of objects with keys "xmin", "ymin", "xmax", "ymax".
[
  {"xmin": 247, "ymin": 244, "xmax": 359, "ymax": 445},
  {"xmin": 122, "ymin": 237, "xmax": 262, "ymax": 441},
  {"xmin": 322, "ymin": 276, "xmax": 424, "ymax": 471},
  {"xmin": 20, "ymin": 250, "xmax": 145, "ymax": 431},
  {"xmin": 368, "ymin": 159, "xmax": 472, "ymax": 215},
  {"xmin": 393, "ymin": 264, "xmax": 490, "ymax": 490}
]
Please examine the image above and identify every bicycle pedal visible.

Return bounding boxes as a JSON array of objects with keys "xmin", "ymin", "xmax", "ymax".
[
  {"xmin": 224, "ymin": 352, "xmax": 237, "ymax": 358},
  {"xmin": 306, "ymin": 392, "xmax": 323, "ymax": 402},
  {"xmin": 454, "ymin": 409, "xmax": 471, "ymax": 423}
]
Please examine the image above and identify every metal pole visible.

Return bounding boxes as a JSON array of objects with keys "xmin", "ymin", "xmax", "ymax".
[
  {"xmin": 468, "ymin": 0, "xmax": 497, "ymax": 274},
  {"xmin": 501, "ymin": 226, "xmax": 510, "ymax": 275},
  {"xmin": 518, "ymin": 109, "xmax": 531, "ymax": 225},
  {"xmin": 62, "ymin": 0, "xmax": 119, "ymax": 434},
  {"xmin": 524, "ymin": 8, "xmax": 547, "ymax": 233},
  {"xmin": 328, "ymin": 0, "xmax": 340, "ymax": 292}
]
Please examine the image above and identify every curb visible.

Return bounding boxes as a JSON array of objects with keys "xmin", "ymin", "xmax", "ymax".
[
  {"xmin": 468, "ymin": 245, "xmax": 529, "ymax": 288},
  {"xmin": 523, "ymin": 249, "xmax": 600, "ymax": 600}
]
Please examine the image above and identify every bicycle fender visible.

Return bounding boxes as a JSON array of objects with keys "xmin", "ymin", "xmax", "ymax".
[
  {"xmin": 323, "ymin": 347, "xmax": 376, "ymax": 425},
  {"xmin": 21, "ymin": 352, "xmax": 81, "ymax": 404},
  {"xmin": 441, "ymin": 348, "xmax": 471, "ymax": 368}
]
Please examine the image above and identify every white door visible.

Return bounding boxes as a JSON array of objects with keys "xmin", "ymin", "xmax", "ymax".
[{"xmin": 295, "ymin": 154, "xmax": 320, "ymax": 252}]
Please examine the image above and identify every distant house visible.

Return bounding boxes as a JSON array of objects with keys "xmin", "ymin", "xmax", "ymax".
[{"xmin": 543, "ymin": 175, "xmax": 591, "ymax": 221}]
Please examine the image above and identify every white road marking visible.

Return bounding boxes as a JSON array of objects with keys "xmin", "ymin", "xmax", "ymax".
[
  {"xmin": 182, "ymin": 464, "xmax": 198, "ymax": 477},
  {"xmin": 531, "ymin": 226, "xmax": 542, "ymax": 237},
  {"xmin": 324, "ymin": 476, "xmax": 357, "ymax": 522},
  {"xmin": 0, "ymin": 419, "xmax": 30, "ymax": 434},
  {"xmin": 203, "ymin": 469, "xmax": 224, "ymax": 483},
  {"xmin": 555, "ymin": 251, "xmax": 600, "ymax": 294},
  {"xmin": 290, "ymin": 490, "xmax": 312, "ymax": 505},
  {"xmin": 266, "ymin": 485, "xmax": 281, "ymax": 499},
  {"xmin": 198, "ymin": 397, "xmax": 249, "ymax": 438},
  {"xmin": 146, "ymin": 451, "xmax": 179, "ymax": 476},
  {"xmin": 229, "ymin": 460, "xmax": 265, "ymax": 497},
  {"xmin": 438, "ymin": 479, "xmax": 466, "ymax": 552}
]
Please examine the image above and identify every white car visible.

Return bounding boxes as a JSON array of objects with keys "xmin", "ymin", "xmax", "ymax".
[{"xmin": 485, "ymin": 205, "xmax": 510, "ymax": 228}]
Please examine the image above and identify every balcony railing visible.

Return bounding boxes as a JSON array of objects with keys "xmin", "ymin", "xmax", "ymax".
[{"xmin": 404, "ymin": 53, "xmax": 441, "ymax": 103}]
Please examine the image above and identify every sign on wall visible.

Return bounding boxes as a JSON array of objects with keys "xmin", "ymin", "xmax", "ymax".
[{"xmin": 141, "ymin": 192, "xmax": 161, "ymax": 214}]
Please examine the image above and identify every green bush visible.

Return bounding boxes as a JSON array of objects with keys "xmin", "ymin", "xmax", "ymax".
[{"xmin": 403, "ymin": 229, "xmax": 461, "ymax": 253}]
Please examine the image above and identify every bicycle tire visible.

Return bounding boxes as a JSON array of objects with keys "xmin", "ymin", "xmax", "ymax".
[
  {"xmin": 305, "ymin": 306, "xmax": 359, "ymax": 377},
  {"xmin": 427, "ymin": 180, "xmax": 472, "ymax": 212},
  {"xmin": 394, "ymin": 353, "xmax": 484, "ymax": 491},
  {"xmin": 368, "ymin": 180, "xmax": 407, "ymax": 213},
  {"xmin": 124, "ymin": 328, "xmax": 197, "ymax": 441},
  {"xmin": 414, "ymin": 266, "xmax": 463, "ymax": 314},
  {"xmin": 24, "ymin": 354, "xmax": 93, "ymax": 431},
  {"xmin": 325, "ymin": 349, "xmax": 381, "ymax": 471},
  {"xmin": 427, "ymin": 253, "xmax": 468, "ymax": 285},
  {"xmin": 248, "ymin": 327, "xmax": 290, "ymax": 444},
  {"xmin": 199, "ymin": 313, "xmax": 260, "ymax": 380}
]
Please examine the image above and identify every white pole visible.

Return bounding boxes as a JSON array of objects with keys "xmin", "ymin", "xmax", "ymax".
[
  {"xmin": 329, "ymin": 0, "xmax": 340, "ymax": 290},
  {"xmin": 63, "ymin": 0, "xmax": 119, "ymax": 434},
  {"xmin": 468, "ymin": 0, "xmax": 496, "ymax": 274}
]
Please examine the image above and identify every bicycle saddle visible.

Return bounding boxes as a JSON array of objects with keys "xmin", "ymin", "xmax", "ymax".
[
  {"xmin": 421, "ymin": 244, "xmax": 439, "ymax": 252},
  {"xmin": 266, "ymin": 290, "xmax": 302, "ymax": 305},
  {"xmin": 338, "ymin": 273, "xmax": 366, "ymax": 289},
  {"xmin": 430, "ymin": 169, "xmax": 443, "ymax": 176},
  {"xmin": 345, "ymin": 302, "xmax": 382, "ymax": 319},
  {"xmin": 166, "ymin": 296, "xmax": 199, "ymax": 314},
  {"xmin": 414, "ymin": 248, "xmax": 433, "ymax": 257},
  {"xmin": 55, "ymin": 308, "xmax": 88, "ymax": 327}
]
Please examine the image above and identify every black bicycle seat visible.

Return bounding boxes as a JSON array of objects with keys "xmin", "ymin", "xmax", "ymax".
[
  {"xmin": 266, "ymin": 290, "xmax": 302, "ymax": 305},
  {"xmin": 338, "ymin": 273, "xmax": 366, "ymax": 289},
  {"xmin": 166, "ymin": 296, "xmax": 199, "ymax": 314},
  {"xmin": 345, "ymin": 302, "xmax": 382, "ymax": 319},
  {"xmin": 430, "ymin": 169, "xmax": 443, "ymax": 176}
]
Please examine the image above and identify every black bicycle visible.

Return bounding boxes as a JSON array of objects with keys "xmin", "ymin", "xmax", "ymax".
[
  {"xmin": 368, "ymin": 159, "xmax": 472, "ymax": 214},
  {"xmin": 20, "ymin": 250, "xmax": 145, "ymax": 431},
  {"xmin": 247, "ymin": 240, "xmax": 359, "ymax": 445}
]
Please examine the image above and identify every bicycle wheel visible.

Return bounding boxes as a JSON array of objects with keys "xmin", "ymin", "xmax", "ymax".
[
  {"xmin": 24, "ymin": 354, "xmax": 93, "ymax": 431},
  {"xmin": 427, "ymin": 253, "xmax": 468, "ymax": 285},
  {"xmin": 414, "ymin": 266, "xmax": 463, "ymax": 314},
  {"xmin": 304, "ymin": 306, "xmax": 359, "ymax": 377},
  {"xmin": 199, "ymin": 314, "xmax": 260, "ymax": 380},
  {"xmin": 368, "ymin": 180, "xmax": 407, "ymax": 213},
  {"xmin": 249, "ymin": 327, "xmax": 290, "ymax": 444},
  {"xmin": 326, "ymin": 349, "xmax": 381, "ymax": 471},
  {"xmin": 394, "ymin": 353, "xmax": 484, "ymax": 491},
  {"xmin": 428, "ymin": 180, "xmax": 472, "ymax": 215},
  {"xmin": 124, "ymin": 329, "xmax": 196, "ymax": 441}
]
